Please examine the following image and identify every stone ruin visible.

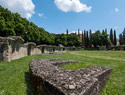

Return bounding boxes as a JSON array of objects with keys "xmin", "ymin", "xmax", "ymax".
[
  {"xmin": 0, "ymin": 36, "xmax": 83, "ymax": 62},
  {"xmin": 109, "ymin": 46, "xmax": 125, "ymax": 51},
  {"xmin": 30, "ymin": 59, "xmax": 112, "ymax": 95},
  {"xmin": 0, "ymin": 36, "xmax": 27, "ymax": 62}
]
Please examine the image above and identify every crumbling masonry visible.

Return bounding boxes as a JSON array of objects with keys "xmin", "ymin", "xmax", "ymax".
[
  {"xmin": 30, "ymin": 59, "xmax": 112, "ymax": 95},
  {"xmin": 0, "ymin": 36, "xmax": 83, "ymax": 62}
]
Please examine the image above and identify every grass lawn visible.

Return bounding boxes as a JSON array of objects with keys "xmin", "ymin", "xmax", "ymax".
[{"xmin": 0, "ymin": 51, "xmax": 125, "ymax": 95}]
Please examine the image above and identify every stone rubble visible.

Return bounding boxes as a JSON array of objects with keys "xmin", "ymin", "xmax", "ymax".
[{"xmin": 30, "ymin": 59, "xmax": 112, "ymax": 95}]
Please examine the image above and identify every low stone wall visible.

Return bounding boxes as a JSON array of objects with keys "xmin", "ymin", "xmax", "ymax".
[
  {"xmin": 30, "ymin": 59, "xmax": 112, "ymax": 95},
  {"xmin": 0, "ymin": 36, "xmax": 27, "ymax": 61},
  {"xmin": 46, "ymin": 45, "xmax": 55, "ymax": 53},
  {"xmin": 9, "ymin": 36, "xmax": 28, "ymax": 60},
  {"xmin": 85, "ymin": 47, "xmax": 99, "ymax": 50},
  {"xmin": 0, "ymin": 36, "xmax": 83, "ymax": 62},
  {"xmin": 25, "ymin": 42, "xmax": 42, "ymax": 55},
  {"xmin": 109, "ymin": 46, "xmax": 125, "ymax": 50}
]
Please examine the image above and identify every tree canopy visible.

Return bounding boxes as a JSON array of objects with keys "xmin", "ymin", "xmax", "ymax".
[
  {"xmin": 0, "ymin": 6, "xmax": 81, "ymax": 47},
  {"xmin": 91, "ymin": 30, "xmax": 110, "ymax": 47},
  {"xmin": 0, "ymin": 6, "xmax": 118, "ymax": 47}
]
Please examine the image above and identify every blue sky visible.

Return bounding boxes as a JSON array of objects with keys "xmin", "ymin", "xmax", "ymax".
[{"xmin": 0, "ymin": 0, "xmax": 125, "ymax": 36}]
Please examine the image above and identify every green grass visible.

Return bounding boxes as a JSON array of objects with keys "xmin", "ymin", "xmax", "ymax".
[{"xmin": 0, "ymin": 51, "xmax": 125, "ymax": 95}]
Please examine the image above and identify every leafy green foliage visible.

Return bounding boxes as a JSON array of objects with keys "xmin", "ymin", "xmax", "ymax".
[
  {"xmin": 55, "ymin": 33, "xmax": 81, "ymax": 46},
  {"xmin": 0, "ymin": 6, "xmax": 81, "ymax": 47},
  {"xmin": 67, "ymin": 33, "xmax": 81, "ymax": 47},
  {"xmin": 91, "ymin": 30, "xmax": 110, "ymax": 47},
  {"xmin": 110, "ymin": 28, "xmax": 114, "ymax": 44},
  {"xmin": 119, "ymin": 28, "xmax": 125, "ymax": 45},
  {"xmin": 0, "ymin": 6, "xmax": 54, "ymax": 45}
]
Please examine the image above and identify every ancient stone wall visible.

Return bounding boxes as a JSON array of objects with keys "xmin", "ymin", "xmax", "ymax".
[
  {"xmin": 0, "ymin": 36, "xmax": 28, "ymax": 61},
  {"xmin": 30, "ymin": 59, "xmax": 112, "ymax": 95},
  {"xmin": 25, "ymin": 42, "xmax": 41, "ymax": 56},
  {"xmin": 109, "ymin": 46, "xmax": 125, "ymax": 50},
  {"xmin": 46, "ymin": 46, "xmax": 54, "ymax": 53},
  {"xmin": 9, "ymin": 36, "xmax": 28, "ymax": 60},
  {"xmin": 0, "ymin": 36, "xmax": 83, "ymax": 62}
]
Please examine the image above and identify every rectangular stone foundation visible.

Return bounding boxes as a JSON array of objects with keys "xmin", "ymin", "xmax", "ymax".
[{"xmin": 30, "ymin": 59, "xmax": 112, "ymax": 95}]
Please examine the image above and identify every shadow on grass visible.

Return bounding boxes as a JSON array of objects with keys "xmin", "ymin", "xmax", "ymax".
[{"xmin": 25, "ymin": 72, "xmax": 34, "ymax": 95}]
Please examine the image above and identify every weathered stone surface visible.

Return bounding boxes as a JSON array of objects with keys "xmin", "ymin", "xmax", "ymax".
[
  {"xmin": 24, "ymin": 42, "xmax": 36, "ymax": 46},
  {"xmin": 0, "ymin": 36, "xmax": 84, "ymax": 62},
  {"xmin": 9, "ymin": 36, "xmax": 24, "ymax": 43},
  {"xmin": 30, "ymin": 59, "xmax": 112, "ymax": 95},
  {"xmin": 25, "ymin": 42, "xmax": 42, "ymax": 55},
  {"xmin": 0, "ymin": 36, "xmax": 27, "ymax": 61}
]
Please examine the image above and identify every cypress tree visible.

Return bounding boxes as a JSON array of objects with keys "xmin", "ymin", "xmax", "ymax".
[
  {"xmin": 84, "ymin": 30, "xmax": 86, "ymax": 47},
  {"xmin": 114, "ymin": 30, "xmax": 117, "ymax": 45},
  {"xmin": 105, "ymin": 28, "xmax": 107, "ymax": 33},
  {"xmin": 102, "ymin": 30, "xmax": 105, "ymax": 34},
  {"xmin": 82, "ymin": 31, "xmax": 84, "ymax": 46},
  {"xmin": 86, "ymin": 31, "xmax": 89, "ymax": 47},
  {"xmin": 119, "ymin": 34, "xmax": 123, "ymax": 45},
  {"xmin": 123, "ymin": 28, "xmax": 125, "ymax": 44},
  {"xmin": 110, "ymin": 28, "xmax": 114, "ymax": 45},
  {"xmin": 66, "ymin": 29, "xmax": 69, "ymax": 35},
  {"xmin": 66, "ymin": 29, "xmax": 69, "ymax": 46},
  {"xmin": 89, "ymin": 29, "xmax": 92, "ymax": 47},
  {"xmin": 78, "ymin": 28, "xmax": 80, "ymax": 38}
]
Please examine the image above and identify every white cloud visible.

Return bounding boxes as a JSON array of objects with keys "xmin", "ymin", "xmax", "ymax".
[
  {"xmin": 115, "ymin": 8, "xmax": 119, "ymax": 12},
  {"xmin": 54, "ymin": 0, "xmax": 92, "ymax": 13},
  {"xmin": 38, "ymin": 13, "xmax": 44, "ymax": 17},
  {"xmin": 0, "ymin": 0, "xmax": 35, "ymax": 19}
]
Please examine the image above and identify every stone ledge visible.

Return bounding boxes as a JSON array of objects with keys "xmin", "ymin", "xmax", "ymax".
[
  {"xmin": 9, "ymin": 36, "xmax": 24, "ymax": 43},
  {"xmin": 0, "ymin": 37, "xmax": 14, "ymax": 44},
  {"xmin": 30, "ymin": 59, "xmax": 112, "ymax": 95},
  {"xmin": 24, "ymin": 42, "xmax": 36, "ymax": 46},
  {"xmin": 0, "ymin": 36, "xmax": 24, "ymax": 44}
]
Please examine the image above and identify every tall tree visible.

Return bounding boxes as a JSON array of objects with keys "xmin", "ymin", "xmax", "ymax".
[
  {"xmin": 110, "ymin": 28, "xmax": 114, "ymax": 45},
  {"xmin": 67, "ymin": 33, "xmax": 81, "ymax": 47},
  {"xmin": 78, "ymin": 28, "xmax": 80, "ymax": 38},
  {"xmin": 123, "ymin": 28, "xmax": 125, "ymax": 44},
  {"xmin": 0, "ymin": 5, "xmax": 55, "ymax": 45},
  {"xmin": 91, "ymin": 30, "xmax": 110, "ymax": 47},
  {"xmin": 0, "ymin": 17, "xmax": 6, "ymax": 36},
  {"xmin": 82, "ymin": 31, "xmax": 84, "ymax": 46},
  {"xmin": 66, "ymin": 29, "xmax": 69, "ymax": 45},
  {"xmin": 89, "ymin": 29, "xmax": 92, "ymax": 47},
  {"xmin": 86, "ymin": 31, "xmax": 89, "ymax": 47},
  {"xmin": 101, "ymin": 31, "xmax": 110, "ymax": 47},
  {"xmin": 114, "ymin": 30, "xmax": 117, "ymax": 45},
  {"xmin": 91, "ymin": 30, "xmax": 102, "ymax": 47},
  {"xmin": 105, "ymin": 28, "xmax": 107, "ymax": 33},
  {"xmin": 102, "ymin": 30, "xmax": 105, "ymax": 34},
  {"xmin": 119, "ymin": 33, "xmax": 123, "ymax": 45},
  {"xmin": 84, "ymin": 30, "xmax": 86, "ymax": 47},
  {"xmin": 66, "ymin": 29, "xmax": 69, "ymax": 35}
]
